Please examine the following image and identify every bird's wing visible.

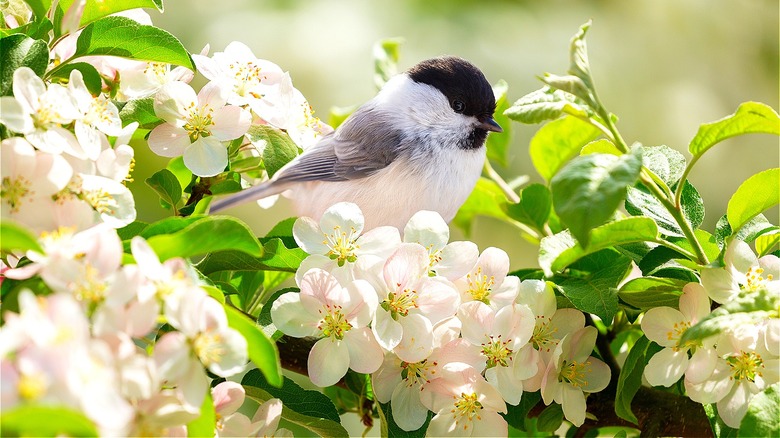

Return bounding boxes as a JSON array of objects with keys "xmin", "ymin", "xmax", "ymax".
[{"xmin": 273, "ymin": 106, "xmax": 403, "ymax": 183}]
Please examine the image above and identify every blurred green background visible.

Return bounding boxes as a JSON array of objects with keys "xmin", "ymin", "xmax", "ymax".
[{"xmin": 133, "ymin": 0, "xmax": 779, "ymax": 269}]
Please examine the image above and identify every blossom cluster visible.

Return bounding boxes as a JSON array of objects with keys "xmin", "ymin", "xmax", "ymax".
[
  {"xmin": 641, "ymin": 240, "xmax": 779, "ymax": 428},
  {"xmin": 271, "ymin": 202, "xmax": 611, "ymax": 433},
  {"xmin": 0, "ymin": 225, "xmax": 263, "ymax": 435}
]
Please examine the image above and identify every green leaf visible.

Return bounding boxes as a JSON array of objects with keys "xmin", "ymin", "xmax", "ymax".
[
  {"xmin": 614, "ymin": 336, "xmax": 663, "ymax": 424},
  {"xmin": 246, "ymin": 125, "xmax": 300, "ymax": 177},
  {"xmin": 625, "ymin": 180, "xmax": 704, "ymax": 237},
  {"xmin": 486, "ymin": 79, "xmax": 511, "ymax": 167},
  {"xmin": 530, "ymin": 116, "xmax": 602, "ymax": 182},
  {"xmin": 619, "ymin": 276, "xmax": 686, "ymax": 310},
  {"xmin": 568, "ymin": 20, "xmax": 594, "ymax": 92},
  {"xmin": 756, "ymin": 231, "xmax": 780, "ymax": 257},
  {"xmin": 551, "ymin": 150, "xmax": 642, "ymax": 247},
  {"xmin": 536, "ymin": 403, "xmax": 564, "ymax": 432},
  {"xmin": 0, "ymin": 405, "xmax": 98, "ymax": 437},
  {"xmin": 452, "ymin": 177, "xmax": 509, "ymax": 236},
  {"xmin": 47, "ymin": 62, "xmax": 103, "ymax": 95},
  {"xmin": 139, "ymin": 216, "xmax": 201, "ymax": 238},
  {"xmin": 680, "ymin": 290, "xmax": 778, "ymax": 345},
  {"xmin": 549, "ymin": 217, "xmax": 658, "ymax": 273},
  {"xmin": 117, "ymin": 97, "xmax": 163, "ymax": 129},
  {"xmin": 504, "ymin": 86, "xmax": 589, "ymax": 124},
  {"xmin": 504, "ymin": 183, "xmax": 552, "ymax": 232},
  {"xmin": 116, "ymin": 220, "xmax": 149, "ymax": 241},
  {"xmin": 688, "ymin": 102, "xmax": 780, "ymax": 158},
  {"xmin": 640, "ymin": 145, "xmax": 687, "ymax": 186},
  {"xmin": 727, "ymin": 168, "xmax": 779, "ymax": 234},
  {"xmin": 715, "ymin": 213, "xmax": 775, "ymax": 246},
  {"xmin": 501, "ymin": 391, "xmax": 542, "ymax": 432},
  {"xmin": 224, "ymin": 305, "xmax": 282, "ymax": 386},
  {"xmin": 57, "ymin": 0, "xmax": 163, "ymax": 29},
  {"xmin": 373, "ymin": 37, "xmax": 404, "ymax": 89},
  {"xmin": 145, "ymin": 169, "xmax": 183, "ymax": 211},
  {"xmin": 242, "ymin": 369, "xmax": 349, "ymax": 437},
  {"xmin": 0, "ymin": 17, "xmax": 53, "ymax": 40},
  {"xmin": 167, "ymin": 156, "xmax": 194, "ymax": 192},
  {"xmin": 739, "ymin": 383, "xmax": 780, "ymax": 436},
  {"xmin": 553, "ymin": 249, "xmax": 631, "ymax": 322},
  {"xmin": 71, "ymin": 16, "xmax": 194, "ymax": 69},
  {"xmin": 581, "ymin": 138, "xmax": 620, "ymax": 156},
  {"xmin": 196, "ymin": 239, "xmax": 305, "ymax": 275},
  {"xmin": 0, "ymin": 221, "xmax": 44, "ymax": 253},
  {"xmin": 186, "ymin": 390, "xmax": 215, "ymax": 438},
  {"xmin": 1, "ymin": 35, "xmax": 49, "ymax": 96},
  {"xmin": 146, "ymin": 216, "xmax": 262, "ymax": 261}
]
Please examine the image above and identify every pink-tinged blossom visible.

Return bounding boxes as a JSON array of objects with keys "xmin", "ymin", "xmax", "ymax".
[
  {"xmin": 402, "ymin": 210, "xmax": 478, "ymax": 280},
  {"xmin": 271, "ymin": 268, "xmax": 382, "ymax": 387},
  {"xmin": 0, "ymin": 67, "xmax": 85, "ymax": 157},
  {"xmin": 148, "ymin": 81, "xmax": 251, "ymax": 176},
  {"xmin": 1, "ymin": 137, "xmax": 73, "ymax": 232},
  {"xmin": 68, "ymin": 69, "xmax": 123, "ymax": 160},
  {"xmin": 420, "ymin": 362, "xmax": 508, "ymax": 437},
  {"xmin": 358, "ymin": 243, "xmax": 460, "ymax": 363},
  {"xmin": 541, "ymin": 326, "xmax": 611, "ymax": 427},
  {"xmin": 641, "ymin": 283, "xmax": 716, "ymax": 387},
  {"xmin": 457, "ymin": 300, "xmax": 536, "ymax": 404},
  {"xmin": 685, "ymin": 326, "xmax": 780, "ymax": 428},
  {"xmin": 453, "ymin": 247, "xmax": 520, "ymax": 309},
  {"xmin": 293, "ymin": 202, "xmax": 401, "ymax": 284}
]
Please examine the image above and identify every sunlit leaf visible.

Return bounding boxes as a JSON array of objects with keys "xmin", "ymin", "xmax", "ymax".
[
  {"xmin": 727, "ymin": 168, "xmax": 779, "ymax": 234},
  {"xmin": 688, "ymin": 102, "xmax": 780, "ymax": 158}
]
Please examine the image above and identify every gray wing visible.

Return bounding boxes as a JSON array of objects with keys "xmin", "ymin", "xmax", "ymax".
[{"xmin": 273, "ymin": 105, "xmax": 403, "ymax": 184}]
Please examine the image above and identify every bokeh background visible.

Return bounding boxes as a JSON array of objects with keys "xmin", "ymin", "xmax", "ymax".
[{"xmin": 133, "ymin": 0, "xmax": 779, "ymax": 269}]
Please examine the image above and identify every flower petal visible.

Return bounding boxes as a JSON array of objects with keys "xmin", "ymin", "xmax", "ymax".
[
  {"xmin": 435, "ymin": 241, "xmax": 478, "ymax": 280},
  {"xmin": 390, "ymin": 383, "xmax": 429, "ymax": 432},
  {"xmin": 210, "ymin": 105, "xmax": 251, "ymax": 141},
  {"xmin": 679, "ymin": 282, "xmax": 711, "ymax": 323},
  {"xmin": 271, "ymin": 291, "xmax": 318, "ymax": 338},
  {"xmin": 308, "ymin": 337, "xmax": 349, "ymax": 387},
  {"xmin": 394, "ymin": 314, "xmax": 434, "ymax": 363},
  {"xmin": 644, "ymin": 347, "xmax": 688, "ymax": 387},
  {"xmin": 183, "ymin": 136, "xmax": 228, "ymax": 177},
  {"xmin": 345, "ymin": 326, "xmax": 383, "ymax": 374},
  {"xmin": 403, "ymin": 210, "xmax": 449, "ymax": 249},
  {"xmin": 561, "ymin": 384, "xmax": 587, "ymax": 426},
  {"xmin": 641, "ymin": 306, "xmax": 686, "ymax": 347},
  {"xmin": 154, "ymin": 81, "xmax": 197, "ymax": 125},
  {"xmin": 147, "ymin": 123, "xmax": 190, "ymax": 158}
]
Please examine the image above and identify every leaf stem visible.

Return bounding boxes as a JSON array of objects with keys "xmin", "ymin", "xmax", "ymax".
[
  {"xmin": 483, "ymin": 159, "xmax": 520, "ymax": 203},
  {"xmin": 652, "ymin": 239, "xmax": 698, "ymax": 262},
  {"xmin": 675, "ymin": 154, "xmax": 700, "ymax": 208}
]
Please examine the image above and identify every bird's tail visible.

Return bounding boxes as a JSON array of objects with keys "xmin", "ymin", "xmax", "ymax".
[{"xmin": 209, "ymin": 181, "xmax": 288, "ymax": 213}]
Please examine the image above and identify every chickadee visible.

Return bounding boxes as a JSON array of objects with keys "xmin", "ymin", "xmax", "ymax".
[{"xmin": 210, "ymin": 56, "xmax": 502, "ymax": 230}]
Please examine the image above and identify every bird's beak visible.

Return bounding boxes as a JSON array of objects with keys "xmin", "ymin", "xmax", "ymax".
[{"xmin": 478, "ymin": 116, "xmax": 503, "ymax": 133}]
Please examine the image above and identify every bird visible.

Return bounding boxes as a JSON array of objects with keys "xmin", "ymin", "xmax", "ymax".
[{"xmin": 210, "ymin": 56, "xmax": 502, "ymax": 230}]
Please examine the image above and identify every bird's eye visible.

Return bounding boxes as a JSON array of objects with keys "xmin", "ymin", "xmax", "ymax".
[{"xmin": 452, "ymin": 99, "xmax": 465, "ymax": 113}]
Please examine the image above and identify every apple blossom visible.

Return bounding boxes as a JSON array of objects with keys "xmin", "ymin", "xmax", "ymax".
[
  {"xmin": 69, "ymin": 69, "xmax": 123, "ymax": 160},
  {"xmin": 420, "ymin": 362, "xmax": 508, "ymax": 436},
  {"xmin": 213, "ymin": 381, "xmax": 255, "ymax": 437},
  {"xmin": 293, "ymin": 202, "xmax": 401, "ymax": 283},
  {"xmin": 0, "ymin": 67, "xmax": 85, "ymax": 157},
  {"xmin": 148, "ymin": 81, "xmax": 251, "ymax": 176},
  {"xmin": 641, "ymin": 282, "xmax": 717, "ymax": 387},
  {"xmin": 1, "ymin": 137, "xmax": 73, "ymax": 232},
  {"xmin": 271, "ymin": 268, "xmax": 382, "ymax": 387},
  {"xmin": 251, "ymin": 398, "xmax": 293, "ymax": 437},
  {"xmin": 402, "ymin": 210, "xmax": 479, "ymax": 280},
  {"xmin": 541, "ymin": 326, "xmax": 611, "ymax": 427},
  {"xmin": 701, "ymin": 239, "xmax": 779, "ymax": 304},
  {"xmin": 457, "ymin": 300, "xmax": 536, "ymax": 404},
  {"xmin": 119, "ymin": 61, "xmax": 195, "ymax": 100},
  {"xmin": 453, "ymin": 247, "xmax": 520, "ymax": 309},
  {"xmin": 358, "ymin": 243, "xmax": 460, "ymax": 363}
]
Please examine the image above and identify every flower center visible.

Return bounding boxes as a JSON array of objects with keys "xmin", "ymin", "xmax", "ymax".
[
  {"xmin": 193, "ymin": 330, "xmax": 225, "ymax": 367},
  {"xmin": 322, "ymin": 225, "xmax": 359, "ymax": 267},
  {"xmin": 34, "ymin": 96, "xmax": 61, "ymax": 127},
  {"xmin": 144, "ymin": 62, "xmax": 169, "ymax": 83},
  {"xmin": 17, "ymin": 371, "xmax": 47, "ymax": 401},
  {"xmin": 228, "ymin": 61, "xmax": 264, "ymax": 98},
  {"xmin": 381, "ymin": 284, "xmax": 418, "ymax": 319},
  {"xmin": 559, "ymin": 359, "xmax": 591, "ymax": 388},
  {"xmin": 183, "ymin": 102, "xmax": 215, "ymax": 141},
  {"xmin": 667, "ymin": 320, "xmax": 691, "ymax": 347},
  {"xmin": 83, "ymin": 96, "xmax": 114, "ymax": 127},
  {"xmin": 743, "ymin": 266, "xmax": 773, "ymax": 292},
  {"xmin": 452, "ymin": 392, "xmax": 483, "ymax": 428},
  {"xmin": 81, "ymin": 187, "xmax": 118, "ymax": 215},
  {"xmin": 1, "ymin": 176, "xmax": 32, "ymax": 212},
  {"xmin": 726, "ymin": 350, "xmax": 764, "ymax": 382},
  {"xmin": 401, "ymin": 359, "xmax": 436, "ymax": 387},
  {"xmin": 531, "ymin": 315, "xmax": 559, "ymax": 352},
  {"xmin": 466, "ymin": 267, "xmax": 494, "ymax": 303},
  {"xmin": 71, "ymin": 263, "xmax": 108, "ymax": 303},
  {"xmin": 481, "ymin": 335, "xmax": 513, "ymax": 368},
  {"xmin": 318, "ymin": 305, "xmax": 352, "ymax": 340}
]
